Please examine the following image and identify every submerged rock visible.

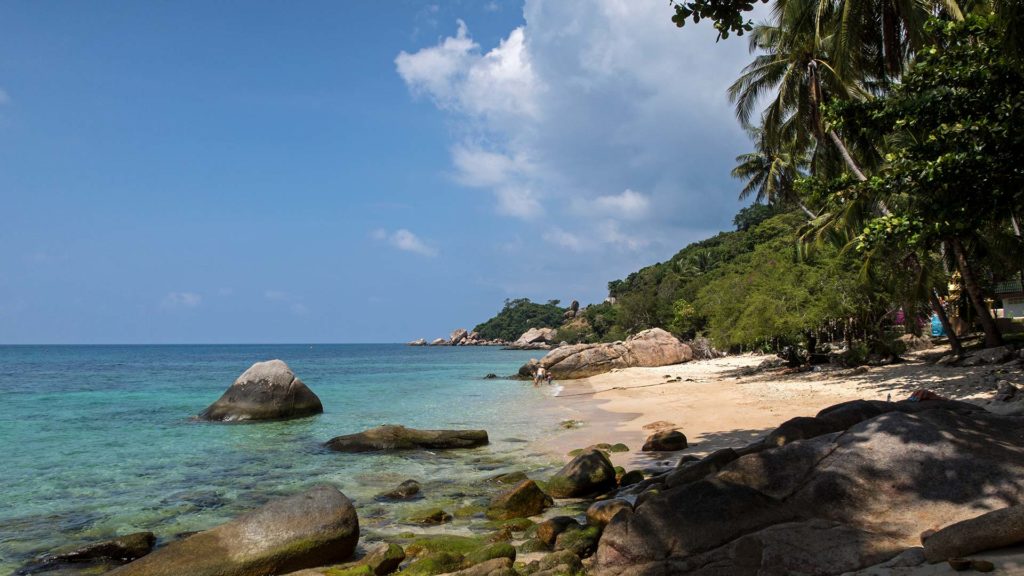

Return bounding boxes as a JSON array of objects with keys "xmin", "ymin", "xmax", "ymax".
[
  {"xmin": 108, "ymin": 485, "xmax": 358, "ymax": 576},
  {"xmin": 374, "ymin": 479, "xmax": 421, "ymax": 501},
  {"xmin": 21, "ymin": 532, "xmax": 155, "ymax": 574},
  {"xmin": 538, "ymin": 328, "xmax": 693, "ymax": 379},
  {"xmin": 198, "ymin": 360, "xmax": 323, "ymax": 422},
  {"xmin": 324, "ymin": 425, "xmax": 488, "ymax": 452}
]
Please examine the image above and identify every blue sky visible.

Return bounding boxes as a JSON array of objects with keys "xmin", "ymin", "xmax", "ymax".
[{"xmin": 0, "ymin": 1, "xmax": 756, "ymax": 344}]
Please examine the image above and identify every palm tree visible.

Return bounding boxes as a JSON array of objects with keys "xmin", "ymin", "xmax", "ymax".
[
  {"xmin": 730, "ymin": 0, "xmax": 869, "ymax": 184},
  {"xmin": 731, "ymin": 128, "xmax": 814, "ymax": 216}
]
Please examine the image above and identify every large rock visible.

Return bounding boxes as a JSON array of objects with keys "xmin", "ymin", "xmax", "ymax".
[
  {"xmin": 109, "ymin": 485, "xmax": 358, "ymax": 576},
  {"xmin": 538, "ymin": 328, "xmax": 693, "ymax": 379},
  {"xmin": 516, "ymin": 327, "xmax": 558, "ymax": 346},
  {"xmin": 198, "ymin": 360, "xmax": 323, "ymax": 422},
  {"xmin": 641, "ymin": 430, "xmax": 687, "ymax": 452},
  {"xmin": 324, "ymin": 425, "xmax": 488, "ymax": 452},
  {"xmin": 546, "ymin": 449, "xmax": 617, "ymax": 498},
  {"xmin": 408, "ymin": 338, "xmax": 427, "ymax": 346},
  {"xmin": 450, "ymin": 328, "xmax": 469, "ymax": 345},
  {"xmin": 594, "ymin": 402, "xmax": 1024, "ymax": 575},
  {"xmin": 486, "ymin": 479, "xmax": 553, "ymax": 520},
  {"xmin": 923, "ymin": 504, "xmax": 1024, "ymax": 562}
]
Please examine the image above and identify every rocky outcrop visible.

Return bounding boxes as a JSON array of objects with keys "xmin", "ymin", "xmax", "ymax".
[
  {"xmin": 593, "ymin": 400, "xmax": 1024, "ymax": 575},
  {"xmin": 198, "ymin": 360, "xmax": 323, "ymax": 422},
  {"xmin": 324, "ymin": 425, "xmax": 488, "ymax": 452},
  {"xmin": 109, "ymin": 485, "xmax": 358, "ymax": 576},
  {"xmin": 410, "ymin": 331, "xmax": 508, "ymax": 347},
  {"xmin": 546, "ymin": 449, "xmax": 617, "ymax": 498},
  {"xmin": 538, "ymin": 328, "xmax": 693, "ymax": 379},
  {"xmin": 486, "ymin": 479, "xmax": 553, "ymax": 520},
  {"xmin": 507, "ymin": 327, "xmax": 559, "ymax": 350}
]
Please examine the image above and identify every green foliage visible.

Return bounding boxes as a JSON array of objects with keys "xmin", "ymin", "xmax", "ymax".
[
  {"xmin": 827, "ymin": 15, "xmax": 1024, "ymax": 251},
  {"xmin": 733, "ymin": 202, "xmax": 781, "ymax": 231},
  {"xmin": 694, "ymin": 219, "xmax": 864, "ymax": 349},
  {"xmin": 670, "ymin": 0, "xmax": 769, "ymax": 40},
  {"xmin": 473, "ymin": 298, "xmax": 566, "ymax": 341},
  {"xmin": 668, "ymin": 299, "xmax": 701, "ymax": 338}
]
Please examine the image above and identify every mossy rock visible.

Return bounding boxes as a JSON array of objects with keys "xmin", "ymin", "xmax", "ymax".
[
  {"xmin": 401, "ymin": 535, "xmax": 487, "ymax": 558},
  {"xmin": 396, "ymin": 551, "xmax": 464, "ymax": 576},
  {"xmin": 535, "ymin": 550, "xmax": 585, "ymax": 574},
  {"xmin": 453, "ymin": 504, "xmax": 487, "ymax": 519},
  {"xmin": 464, "ymin": 542, "xmax": 516, "ymax": 566},
  {"xmin": 516, "ymin": 538, "xmax": 549, "ymax": 554},
  {"xmin": 405, "ymin": 507, "xmax": 452, "ymax": 525},
  {"xmin": 567, "ymin": 448, "xmax": 584, "ymax": 457},
  {"xmin": 594, "ymin": 443, "xmax": 612, "ymax": 450},
  {"xmin": 483, "ymin": 516, "xmax": 535, "ymax": 532},
  {"xmin": 324, "ymin": 566, "xmax": 374, "ymax": 576},
  {"xmin": 554, "ymin": 525, "xmax": 601, "ymax": 558},
  {"xmin": 486, "ymin": 479, "xmax": 552, "ymax": 520},
  {"xmin": 619, "ymin": 470, "xmax": 644, "ymax": 487},
  {"xmin": 488, "ymin": 471, "xmax": 529, "ymax": 485},
  {"xmin": 559, "ymin": 420, "xmax": 582, "ymax": 429},
  {"xmin": 365, "ymin": 543, "xmax": 406, "ymax": 575}
]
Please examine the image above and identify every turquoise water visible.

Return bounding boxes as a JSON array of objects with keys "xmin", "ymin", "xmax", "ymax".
[{"xmin": 0, "ymin": 345, "xmax": 562, "ymax": 573}]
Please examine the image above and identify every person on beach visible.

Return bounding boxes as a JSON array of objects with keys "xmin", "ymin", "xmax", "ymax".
[
  {"xmin": 545, "ymin": 371, "xmax": 553, "ymax": 386},
  {"xmin": 534, "ymin": 366, "xmax": 548, "ymax": 387}
]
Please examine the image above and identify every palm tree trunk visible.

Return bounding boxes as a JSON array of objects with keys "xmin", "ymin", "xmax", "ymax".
[
  {"xmin": 930, "ymin": 290, "xmax": 962, "ymax": 356},
  {"xmin": 882, "ymin": 1, "xmax": 902, "ymax": 80},
  {"xmin": 950, "ymin": 236, "xmax": 1004, "ymax": 348},
  {"xmin": 827, "ymin": 130, "xmax": 868, "ymax": 182}
]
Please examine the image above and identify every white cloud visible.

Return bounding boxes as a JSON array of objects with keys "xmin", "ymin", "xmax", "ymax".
[
  {"xmin": 574, "ymin": 188, "xmax": 651, "ymax": 220},
  {"xmin": 395, "ymin": 1, "xmax": 759, "ymax": 305},
  {"xmin": 543, "ymin": 227, "xmax": 584, "ymax": 252},
  {"xmin": 162, "ymin": 292, "xmax": 202, "ymax": 309},
  {"xmin": 495, "ymin": 186, "xmax": 543, "ymax": 219},
  {"xmin": 395, "ymin": 3, "xmax": 751, "ymax": 232},
  {"xmin": 372, "ymin": 228, "xmax": 439, "ymax": 257}
]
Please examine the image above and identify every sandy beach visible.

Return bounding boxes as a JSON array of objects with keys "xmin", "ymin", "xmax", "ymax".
[{"xmin": 540, "ymin": 345, "xmax": 1003, "ymax": 471}]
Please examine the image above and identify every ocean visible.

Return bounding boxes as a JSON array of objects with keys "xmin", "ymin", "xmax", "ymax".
[{"xmin": 0, "ymin": 344, "xmax": 564, "ymax": 573}]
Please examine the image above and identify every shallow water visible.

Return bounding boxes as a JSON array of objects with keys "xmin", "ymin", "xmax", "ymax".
[{"xmin": 0, "ymin": 344, "xmax": 563, "ymax": 572}]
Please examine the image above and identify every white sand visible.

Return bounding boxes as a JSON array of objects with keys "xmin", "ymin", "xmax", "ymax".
[{"xmin": 538, "ymin": 347, "xmax": 1000, "ymax": 471}]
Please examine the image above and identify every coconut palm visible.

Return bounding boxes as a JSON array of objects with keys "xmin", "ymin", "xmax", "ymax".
[{"xmin": 731, "ymin": 128, "xmax": 814, "ymax": 216}]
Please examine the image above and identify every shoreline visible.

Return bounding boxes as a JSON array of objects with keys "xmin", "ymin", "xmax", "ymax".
[{"xmin": 532, "ymin": 346, "xmax": 999, "ymax": 472}]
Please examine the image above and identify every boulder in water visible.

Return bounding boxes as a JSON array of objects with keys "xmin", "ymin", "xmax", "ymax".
[
  {"xmin": 198, "ymin": 360, "xmax": 322, "ymax": 422},
  {"xmin": 324, "ymin": 425, "xmax": 488, "ymax": 452},
  {"xmin": 108, "ymin": 485, "xmax": 358, "ymax": 576}
]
